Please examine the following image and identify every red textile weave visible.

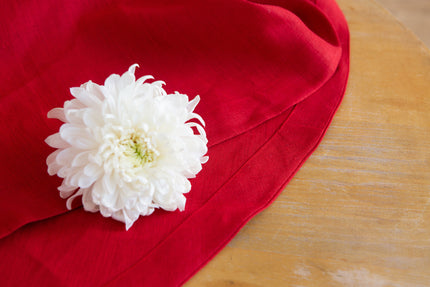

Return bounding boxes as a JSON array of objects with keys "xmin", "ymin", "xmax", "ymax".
[{"xmin": 0, "ymin": 0, "xmax": 349, "ymax": 285}]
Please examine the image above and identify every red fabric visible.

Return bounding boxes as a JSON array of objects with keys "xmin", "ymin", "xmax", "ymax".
[{"xmin": 0, "ymin": 0, "xmax": 349, "ymax": 285}]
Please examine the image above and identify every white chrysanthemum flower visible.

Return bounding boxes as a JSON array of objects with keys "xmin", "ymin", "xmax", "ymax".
[{"xmin": 45, "ymin": 64, "xmax": 208, "ymax": 230}]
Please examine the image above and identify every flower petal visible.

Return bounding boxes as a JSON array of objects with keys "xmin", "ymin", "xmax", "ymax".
[
  {"xmin": 128, "ymin": 63, "xmax": 139, "ymax": 74},
  {"xmin": 78, "ymin": 174, "xmax": 96, "ymax": 189},
  {"xmin": 136, "ymin": 75, "xmax": 154, "ymax": 86},
  {"xmin": 58, "ymin": 180, "xmax": 78, "ymax": 199},
  {"xmin": 83, "ymin": 162, "xmax": 102, "ymax": 178},
  {"xmin": 71, "ymin": 151, "xmax": 91, "ymax": 167},
  {"xmin": 84, "ymin": 81, "xmax": 106, "ymax": 101},
  {"xmin": 82, "ymin": 189, "xmax": 98, "ymax": 212},
  {"xmin": 70, "ymin": 87, "xmax": 102, "ymax": 108},
  {"xmin": 60, "ymin": 124, "xmax": 96, "ymax": 149},
  {"xmin": 66, "ymin": 188, "xmax": 84, "ymax": 210},
  {"xmin": 47, "ymin": 108, "xmax": 67, "ymax": 122},
  {"xmin": 201, "ymin": 156, "xmax": 209, "ymax": 164},
  {"xmin": 46, "ymin": 150, "xmax": 61, "ymax": 175},
  {"xmin": 104, "ymin": 74, "xmax": 121, "ymax": 95},
  {"xmin": 57, "ymin": 147, "xmax": 80, "ymax": 166},
  {"xmin": 45, "ymin": 133, "xmax": 69, "ymax": 149},
  {"xmin": 83, "ymin": 109, "xmax": 103, "ymax": 128}
]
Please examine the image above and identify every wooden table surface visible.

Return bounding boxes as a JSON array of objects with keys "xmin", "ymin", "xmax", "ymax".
[{"xmin": 186, "ymin": 0, "xmax": 430, "ymax": 286}]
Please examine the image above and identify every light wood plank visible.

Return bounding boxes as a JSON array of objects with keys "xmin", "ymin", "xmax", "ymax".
[{"xmin": 374, "ymin": 0, "xmax": 430, "ymax": 48}]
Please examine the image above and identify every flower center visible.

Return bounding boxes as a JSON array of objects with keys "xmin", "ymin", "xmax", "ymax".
[{"xmin": 120, "ymin": 133, "xmax": 159, "ymax": 166}]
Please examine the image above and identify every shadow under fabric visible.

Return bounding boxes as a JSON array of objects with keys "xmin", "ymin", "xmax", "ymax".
[{"xmin": 0, "ymin": 0, "xmax": 349, "ymax": 285}]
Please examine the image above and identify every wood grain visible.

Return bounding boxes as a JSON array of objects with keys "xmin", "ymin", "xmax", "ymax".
[
  {"xmin": 186, "ymin": 0, "xmax": 430, "ymax": 286},
  {"xmin": 374, "ymin": 0, "xmax": 430, "ymax": 48}
]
